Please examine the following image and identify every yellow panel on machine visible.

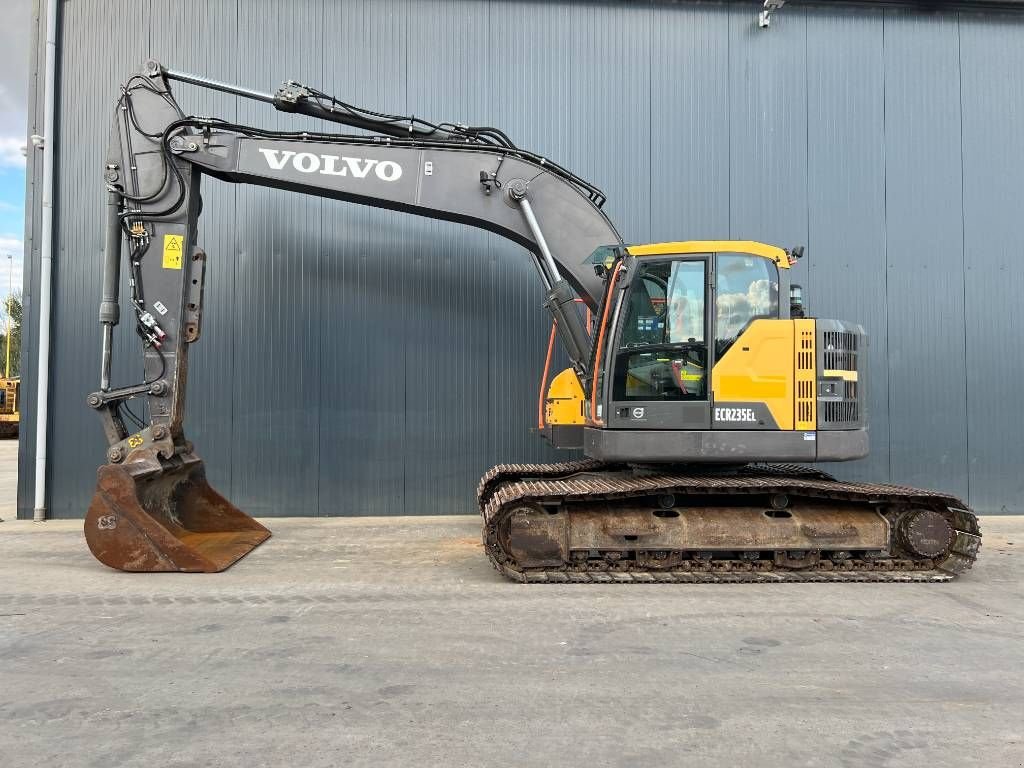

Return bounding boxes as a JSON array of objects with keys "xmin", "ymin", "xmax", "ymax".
[
  {"xmin": 544, "ymin": 368, "xmax": 586, "ymax": 425},
  {"xmin": 712, "ymin": 319, "xmax": 797, "ymax": 430},
  {"xmin": 710, "ymin": 318, "xmax": 817, "ymax": 431}
]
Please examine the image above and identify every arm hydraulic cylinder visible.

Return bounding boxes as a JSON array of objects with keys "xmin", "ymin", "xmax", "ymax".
[
  {"xmin": 513, "ymin": 194, "xmax": 592, "ymax": 373},
  {"xmin": 98, "ymin": 189, "xmax": 122, "ymax": 391}
]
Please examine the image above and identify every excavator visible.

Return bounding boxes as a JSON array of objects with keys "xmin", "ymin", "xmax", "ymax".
[{"xmin": 84, "ymin": 61, "xmax": 981, "ymax": 581}]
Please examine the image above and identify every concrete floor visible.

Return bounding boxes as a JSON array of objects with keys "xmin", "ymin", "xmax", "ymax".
[
  {"xmin": 0, "ymin": 512, "xmax": 1021, "ymax": 768},
  {"xmin": 0, "ymin": 438, "xmax": 16, "ymax": 520}
]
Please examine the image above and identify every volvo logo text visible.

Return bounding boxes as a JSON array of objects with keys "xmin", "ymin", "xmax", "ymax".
[{"xmin": 257, "ymin": 148, "xmax": 403, "ymax": 182}]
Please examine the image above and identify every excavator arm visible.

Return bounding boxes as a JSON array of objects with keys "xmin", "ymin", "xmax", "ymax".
[{"xmin": 84, "ymin": 61, "xmax": 621, "ymax": 571}]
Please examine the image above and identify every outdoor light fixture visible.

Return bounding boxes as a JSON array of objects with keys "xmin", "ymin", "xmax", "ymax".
[{"xmin": 759, "ymin": 0, "xmax": 786, "ymax": 28}]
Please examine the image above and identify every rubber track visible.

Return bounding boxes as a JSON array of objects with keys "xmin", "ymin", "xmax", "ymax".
[{"xmin": 478, "ymin": 462, "xmax": 981, "ymax": 584}]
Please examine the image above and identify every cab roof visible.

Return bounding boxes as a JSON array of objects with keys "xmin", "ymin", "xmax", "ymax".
[{"xmin": 625, "ymin": 240, "xmax": 791, "ymax": 269}]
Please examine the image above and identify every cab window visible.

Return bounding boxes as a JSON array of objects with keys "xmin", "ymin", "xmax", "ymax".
[
  {"xmin": 715, "ymin": 254, "xmax": 779, "ymax": 357},
  {"xmin": 613, "ymin": 260, "xmax": 707, "ymax": 401}
]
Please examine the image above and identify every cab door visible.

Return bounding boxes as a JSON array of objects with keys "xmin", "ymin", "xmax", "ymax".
[
  {"xmin": 709, "ymin": 252, "xmax": 786, "ymax": 430},
  {"xmin": 604, "ymin": 256, "xmax": 712, "ymax": 430}
]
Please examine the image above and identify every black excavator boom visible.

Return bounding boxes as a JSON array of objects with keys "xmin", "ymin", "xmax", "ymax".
[{"xmin": 86, "ymin": 61, "xmax": 620, "ymax": 571}]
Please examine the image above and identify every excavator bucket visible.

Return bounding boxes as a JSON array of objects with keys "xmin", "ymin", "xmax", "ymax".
[{"xmin": 84, "ymin": 457, "xmax": 270, "ymax": 572}]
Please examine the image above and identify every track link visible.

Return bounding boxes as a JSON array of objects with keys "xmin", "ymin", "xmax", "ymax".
[{"xmin": 478, "ymin": 462, "xmax": 981, "ymax": 584}]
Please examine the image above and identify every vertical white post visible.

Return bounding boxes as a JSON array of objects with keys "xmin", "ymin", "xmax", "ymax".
[{"xmin": 33, "ymin": 0, "xmax": 59, "ymax": 522}]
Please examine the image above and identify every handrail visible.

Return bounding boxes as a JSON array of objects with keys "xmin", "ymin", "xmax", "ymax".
[
  {"xmin": 589, "ymin": 262, "xmax": 622, "ymax": 426},
  {"xmin": 537, "ymin": 321, "xmax": 558, "ymax": 430}
]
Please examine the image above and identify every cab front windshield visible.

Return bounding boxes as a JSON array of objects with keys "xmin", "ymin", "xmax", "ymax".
[
  {"xmin": 620, "ymin": 260, "xmax": 705, "ymax": 347},
  {"xmin": 614, "ymin": 260, "xmax": 707, "ymax": 401}
]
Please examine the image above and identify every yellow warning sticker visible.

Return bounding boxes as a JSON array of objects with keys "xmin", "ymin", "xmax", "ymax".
[{"xmin": 162, "ymin": 234, "xmax": 184, "ymax": 269}]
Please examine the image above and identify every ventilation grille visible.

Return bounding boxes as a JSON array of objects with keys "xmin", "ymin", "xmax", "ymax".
[
  {"xmin": 818, "ymin": 328, "xmax": 861, "ymax": 428},
  {"xmin": 794, "ymin": 323, "xmax": 816, "ymax": 430},
  {"xmin": 797, "ymin": 380, "xmax": 814, "ymax": 426},
  {"xmin": 822, "ymin": 400, "xmax": 859, "ymax": 425},
  {"xmin": 823, "ymin": 331, "xmax": 858, "ymax": 372}
]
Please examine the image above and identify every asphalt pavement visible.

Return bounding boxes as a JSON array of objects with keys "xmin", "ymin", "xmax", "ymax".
[
  {"xmin": 1, "ymin": 511, "xmax": 1022, "ymax": 768},
  {"xmin": 0, "ymin": 438, "xmax": 15, "ymax": 521}
]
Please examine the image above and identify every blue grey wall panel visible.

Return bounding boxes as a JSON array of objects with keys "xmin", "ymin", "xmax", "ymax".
[
  {"xmin": 403, "ymin": 1, "xmax": 496, "ymax": 514},
  {"xmin": 19, "ymin": 1, "xmax": 1024, "ymax": 518},
  {"xmin": 44, "ymin": 0, "xmax": 149, "ymax": 520},
  {"xmin": 805, "ymin": 7, "xmax": 890, "ymax": 483},
  {"xmin": 230, "ymin": 0, "xmax": 326, "ymax": 517},
  {"xmin": 15, "ymin": 0, "xmax": 43, "ymax": 522},
  {"xmin": 728, "ymin": 4, "xmax": 808, "ymax": 252},
  {"xmin": 319, "ymin": 0, "xmax": 417, "ymax": 515},
  {"xmin": 650, "ymin": 2, "xmax": 731, "ymax": 240},
  {"xmin": 882, "ymin": 11, "xmax": 969, "ymax": 498},
  {"xmin": 958, "ymin": 12, "xmax": 1024, "ymax": 513}
]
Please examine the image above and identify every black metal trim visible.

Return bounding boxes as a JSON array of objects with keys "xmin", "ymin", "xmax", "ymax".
[
  {"xmin": 745, "ymin": 0, "xmax": 1024, "ymax": 11},
  {"xmin": 584, "ymin": 427, "xmax": 868, "ymax": 464}
]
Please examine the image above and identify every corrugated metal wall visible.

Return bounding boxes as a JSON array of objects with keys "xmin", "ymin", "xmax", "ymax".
[{"xmin": 19, "ymin": 0, "xmax": 1024, "ymax": 518}]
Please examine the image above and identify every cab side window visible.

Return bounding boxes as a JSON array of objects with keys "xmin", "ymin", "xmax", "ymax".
[
  {"xmin": 715, "ymin": 254, "xmax": 779, "ymax": 357},
  {"xmin": 666, "ymin": 261, "xmax": 705, "ymax": 343}
]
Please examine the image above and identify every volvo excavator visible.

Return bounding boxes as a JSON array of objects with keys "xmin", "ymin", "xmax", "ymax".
[{"xmin": 84, "ymin": 61, "xmax": 980, "ymax": 581}]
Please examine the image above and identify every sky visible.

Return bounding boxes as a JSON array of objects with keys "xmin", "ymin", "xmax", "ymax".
[{"xmin": 0, "ymin": 0, "xmax": 31, "ymax": 299}]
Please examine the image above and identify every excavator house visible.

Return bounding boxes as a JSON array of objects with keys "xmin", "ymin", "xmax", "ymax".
[{"xmin": 85, "ymin": 61, "xmax": 980, "ymax": 581}]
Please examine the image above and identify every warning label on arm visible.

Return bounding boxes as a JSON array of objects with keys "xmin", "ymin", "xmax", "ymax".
[{"xmin": 162, "ymin": 234, "xmax": 184, "ymax": 269}]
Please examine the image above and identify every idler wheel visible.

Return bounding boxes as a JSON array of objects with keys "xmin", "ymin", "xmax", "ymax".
[{"xmin": 899, "ymin": 509, "xmax": 954, "ymax": 559}]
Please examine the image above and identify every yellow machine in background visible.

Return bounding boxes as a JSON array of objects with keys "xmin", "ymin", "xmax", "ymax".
[
  {"xmin": 0, "ymin": 296, "xmax": 16, "ymax": 438},
  {"xmin": 0, "ymin": 377, "xmax": 18, "ymax": 439},
  {"xmin": 1, "ymin": 278, "xmax": 16, "ymax": 438}
]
